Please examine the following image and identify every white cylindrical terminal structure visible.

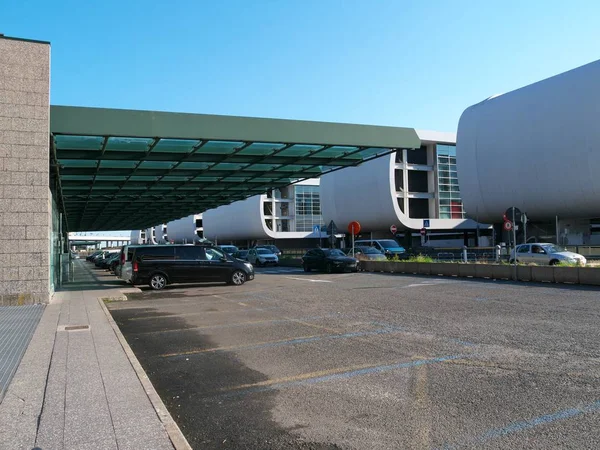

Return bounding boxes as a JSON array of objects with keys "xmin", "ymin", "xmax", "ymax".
[
  {"xmin": 320, "ymin": 153, "xmax": 480, "ymax": 231},
  {"xmin": 130, "ymin": 229, "xmax": 145, "ymax": 245},
  {"xmin": 203, "ymin": 196, "xmax": 276, "ymax": 241},
  {"xmin": 457, "ymin": 59, "xmax": 600, "ymax": 222},
  {"xmin": 166, "ymin": 214, "xmax": 204, "ymax": 244}
]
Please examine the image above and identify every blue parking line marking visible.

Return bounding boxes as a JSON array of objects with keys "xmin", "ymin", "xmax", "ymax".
[
  {"xmin": 371, "ymin": 321, "xmax": 476, "ymax": 348},
  {"xmin": 218, "ymin": 354, "xmax": 465, "ymax": 399},
  {"xmin": 167, "ymin": 325, "xmax": 404, "ymax": 359},
  {"xmin": 440, "ymin": 399, "xmax": 600, "ymax": 449}
]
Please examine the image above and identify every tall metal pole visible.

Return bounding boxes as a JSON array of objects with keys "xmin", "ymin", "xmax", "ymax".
[
  {"xmin": 556, "ymin": 215, "xmax": 560, "ymax": 245},
  {"xmin": 351, "ymin": 225, "xmax": 355, "ymax": 257}
]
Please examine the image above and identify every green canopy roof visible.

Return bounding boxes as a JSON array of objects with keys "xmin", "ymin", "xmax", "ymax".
[{"xmin": 51, "ymin": 106, "xmax": 420, "ymax": 232}]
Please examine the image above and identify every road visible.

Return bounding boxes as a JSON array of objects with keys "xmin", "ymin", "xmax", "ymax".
[{"xmin": 107, "ymin": 266, "xmax": 600, "ymax": 449}]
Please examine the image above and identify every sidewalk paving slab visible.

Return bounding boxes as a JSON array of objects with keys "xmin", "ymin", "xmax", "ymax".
[{"xmin": 0, "ymin": 260, "xmax": 187, "ymax": 450}]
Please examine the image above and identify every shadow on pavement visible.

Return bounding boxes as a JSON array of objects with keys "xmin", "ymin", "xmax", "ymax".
[{"xmin": 109, "ymin": 308, "xmax": 341, "ymax": 449}]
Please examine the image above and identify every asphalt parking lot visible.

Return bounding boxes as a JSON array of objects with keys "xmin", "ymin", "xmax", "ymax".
[{"xmin": 108, "ymin": 267, "xmax": 600, "ymax": 449}]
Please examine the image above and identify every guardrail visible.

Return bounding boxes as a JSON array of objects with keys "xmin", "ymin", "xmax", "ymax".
[{"xmin": 360, "ymin": 261, "xmax": 600, "ymax": 286}]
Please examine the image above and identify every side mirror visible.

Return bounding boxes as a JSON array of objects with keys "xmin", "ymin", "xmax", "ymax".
[{"xmin": 220, "ymin": 256, "xmax": 229, "ymax": 262}]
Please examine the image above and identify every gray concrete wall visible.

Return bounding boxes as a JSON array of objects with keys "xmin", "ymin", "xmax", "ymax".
[{"xmin": 0, "ymin": 37, "xmax": 51, "ymax": 305}]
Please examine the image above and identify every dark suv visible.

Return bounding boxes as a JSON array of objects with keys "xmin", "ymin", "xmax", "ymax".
[{"xmin": 130, "ymin": 245, "xmax": 254, "ymax": 290}]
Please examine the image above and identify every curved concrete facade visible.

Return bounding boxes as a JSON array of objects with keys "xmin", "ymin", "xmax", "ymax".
[
  {"xmin": 320, "ymin": 152, "xmax": 479, "ymax": 231},
  {"xmin": 203, "ymin": 196, "xmax": 276, "ymax": 241},
  {"xmin": 457, "ymin": 59, "xmax": 600, "ymax": 222},
  {"xmin": 166, "ymin": 214, "xmax": 204, "ymax": 244}
]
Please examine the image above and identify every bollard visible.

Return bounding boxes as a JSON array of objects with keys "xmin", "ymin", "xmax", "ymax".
[
  {"xmin": 462, "ymin": 245, "xmax": 468, "ymax": 263},
  {"xmin": 496, "ymin": 245, "xmax": 501, "ymax": 262}
]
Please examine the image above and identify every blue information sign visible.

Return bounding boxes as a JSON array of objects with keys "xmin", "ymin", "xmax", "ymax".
[
  {"xmin": 423, "ymin": 219, "xmax": 430, "ymax": 228},
  {"xmin": 313, "ymin": 225, "xmax": 320, "ymax": 234}
]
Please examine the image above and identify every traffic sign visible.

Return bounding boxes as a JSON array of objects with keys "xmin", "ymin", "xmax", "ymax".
[
  {"xmin": 390, "ymin": 224, "xmax": 397, "ymax": 234},
  {"xmin": 420, "ymin": 227, "xmax": 427, "ymax": 236},
  {"xmin": 313, "ymin": 225, "xmax": 320, "ymax": 234},
  {"xmin": 423, "ymin": 219, "xmax": 430, "ymax": 228},
  {"xmin": 503, "ymin": 221, "xmax": 513, "ymax": 231},
  {"xmin": 505, "ymin": 207, "xmax": 522, "ymax": 223},
  {"xmin": 326, "ymin": 220, "xmax": 338, "ymax": 236},
  {"xmin": 347, "ymin": 221, "xmax": 361, "ymax": 235}
]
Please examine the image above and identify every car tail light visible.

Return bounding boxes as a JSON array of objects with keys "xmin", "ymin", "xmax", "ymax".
[
  {"xmin": 120, "ymin": 252, "xmax": 125, "ymax": 265},
  {"xmin": 133, "ymin": 260, "xmax": 138, "ymax": 272}
]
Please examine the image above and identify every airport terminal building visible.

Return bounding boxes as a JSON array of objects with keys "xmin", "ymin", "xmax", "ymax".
[{"xmin": 2, "ymin": 34, "xmax": 599, "ymax": 304}]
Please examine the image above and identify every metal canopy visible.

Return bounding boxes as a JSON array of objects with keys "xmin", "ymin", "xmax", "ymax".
[{"xmin": 50, "ymin": 106, "xmax": 421, "ymax": 232}]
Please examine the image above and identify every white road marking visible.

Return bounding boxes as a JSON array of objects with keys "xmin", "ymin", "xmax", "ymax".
[{"xmin": 285, "ymin": 277, "xmax": 333, "ymax": 283}]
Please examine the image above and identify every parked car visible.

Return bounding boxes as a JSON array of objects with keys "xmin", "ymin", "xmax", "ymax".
[
  {"xmin": 510, "ymin": 243, "xmax": 587, "ymax": 266},
  {"xmin": 219, "ymin": 245, "xmax": 239, "ymax": 255},
  {"xmin": 257, "ymin": 245, "xmax": 282, "ymax": 257},
  {"xmin": 129, "ymin": 244, "xmax": 254, "ymax": 290},
  {"xmin": 247, "ymin": 248, "xmax": 279, "ymax": 266},
  {"xmin": 354, "ymin": 239, "xmax": 406, "ymax": 259},
  {"xmin": 91, "ymin": 251, "xmax": 113, "ymax": 265},
  {"xmin": 346, "ymin": 246, "xmax": 387, "ymax": 262},
  {"xmin": 86, "ymin": 250, "xmax": 103, "ymax": 261},
  {"xmin": 96, "ymin": 251, "xmax": 119, "ymax": 268},
  {"xmin": 70, "ymin": 251, "xmax": 80, "ymax": 260},
  {"xmin": 233, "ymin": 249, "xmax": 249, "ymax": 261},
  {"xmin": 302, "ymin": 248, "xmax": 359, "ymax": 273}
]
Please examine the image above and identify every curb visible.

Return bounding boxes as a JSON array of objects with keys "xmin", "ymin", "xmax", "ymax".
[{"xmin": 97, "ymin": 296, "xmax": 192, "ymax": 450}]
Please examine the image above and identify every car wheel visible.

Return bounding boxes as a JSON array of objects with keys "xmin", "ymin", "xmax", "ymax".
[
  {"xmin": 325, "ymin": 263, "xmax": 333, "ymax": 274},
  {"xmin": 231, "ymin": 270, "xmax": 246, "ymax": 286},
  {"xmin": 149, "ymin": 273, "xmax": 167, "ymax": 290},
  {"xmin": 549, "ymin": 259, "xmax": 559, "ymax": 266},
  {"xmin": 509, "ymin": 259, "xmax": 515, "ymax": 264},
  {"xmin": 303, "ymin": 264, "xmax": 311, "ymax": 272}
]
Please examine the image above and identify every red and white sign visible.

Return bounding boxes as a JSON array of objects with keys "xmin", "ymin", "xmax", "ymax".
[
  {"xmin": 347, "ymin": 221, "xmax": 361, "ymax": 235},
  {"xmin": 503, "ymin": 221, "xmax": 513, "ymax": 231},
  {"xmin": 390, "ymin": 224, "xmax": 397, "ymax": 234}
]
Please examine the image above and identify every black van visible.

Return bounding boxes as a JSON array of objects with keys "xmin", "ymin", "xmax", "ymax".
[{"xmin": 130, "ymin": 244, "xmax": 254, "ymax": 290}]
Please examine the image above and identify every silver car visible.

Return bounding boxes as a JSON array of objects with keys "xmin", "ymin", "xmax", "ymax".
[
  {"xmin": 511, "ymin": 243, "xmax": 587, "ymax": 266},
  {"xmin": 247, "ymin": 247, "xmax": 279, "ymax": 266}
]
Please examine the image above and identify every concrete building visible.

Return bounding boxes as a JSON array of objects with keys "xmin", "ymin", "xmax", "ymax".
[
  {"xmin": 320, "ymin": 130, "xmax": 489, "ymax": 247},
  {"xmin": 457, "ymin": 59, "xmax": 600, "ymax": 245},
  {"xmin": 201, "ymin": 179, "xmax": 330, "ymax": 248},
  {"xmin": 165, "ymin": 214, "xmax": 204, "ymax": 244},
  {"xmin": 0, "ymin": 37, "xmax": 53, "ymax": 303}
]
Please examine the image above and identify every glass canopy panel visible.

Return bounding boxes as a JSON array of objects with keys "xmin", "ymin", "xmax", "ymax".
[
  {"xmin": 99, "ymin": 160, "xmax": 139, "ymax": 169},
  {"xmin": 210, "ymin": 162, "xmax": 247, "ymax": 171},
  {"xmin": 54, "ymin": 135, "xmax": 104, "ymax": 150},
  {"xmin": 236, "ymin": 142, "xmax": 286, "ymax": 156},
  {"xmin": 244, "ymin": 163, "xmax": 280, "ymax": 171},
  {"xmin": 58, "ymin": 159, "xmax": 98, "ymax": 168},
  {"xmin": 313, "ymin": 145, "xmax": 359, "ymax": 158},
  {"xmin": 105, "ymin": 137, "xmax": 155, "ymax": 151},
  {"xmin": 199, "ymin": 141, "xmax": 244, "ymax": 155},
  {"xmin": 177, "ymin": 162, "xmax": 213, "ymax": 170},
  {"xmin": 153, "ymin": 139, "xmax": 201, "ymax": 153},
  {"xmin": 356, "ymin": 147, "xmax": 390, "ymax": 159},
  {"xmin": 277, "ymin": 144, "xmax": 322, "ymax": 157},
  {"xmin": 138, "ymin": 161, "xmax": 176, "ymax": 170}
]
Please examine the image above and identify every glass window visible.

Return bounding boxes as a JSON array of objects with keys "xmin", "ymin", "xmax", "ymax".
[
  {"xmin": 517, "ymin": 245, "xmax": 530, "ymax": 253},
  {"xmin": 436, "ymin": 144, "xmax": 463, "ymax": 219},
  {"xmin": 137, "ymin": 246, "xmax": 175, "ymax": 261},
  {"xmin": 294, "ymin": 185, "xmax": 324, "ymax": 232},
  {"xmin": 204, "ymin": 247, "xmax": 226, "ymax": 261},
  {"xmin": 176, "ymin": 246, "xmax": 202, "ymax": 260}
]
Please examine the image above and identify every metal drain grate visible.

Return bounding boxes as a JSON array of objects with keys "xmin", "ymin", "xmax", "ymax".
[
  {"xmin": 0, "ymin": 304, "xmax": 45, "ymax": 401},
  {"xmin": 65, "ymin": 325, "xmax": 89, "ymax": 331}
]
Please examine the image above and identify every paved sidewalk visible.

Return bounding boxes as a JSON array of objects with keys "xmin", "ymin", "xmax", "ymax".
[{"xmin": 0, "ymin": 260, "xmax": 184, "ymax": 450}]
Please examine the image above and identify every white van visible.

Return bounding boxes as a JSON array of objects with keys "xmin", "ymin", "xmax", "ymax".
[{"xmin": 117, "ymin": 244, "xmax": 144, "ymax": 283}]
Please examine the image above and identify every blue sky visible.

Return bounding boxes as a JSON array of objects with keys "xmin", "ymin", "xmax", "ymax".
[{"xmin": 3, "ymin": 0, "xmax": 599, "ymax": 133}]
